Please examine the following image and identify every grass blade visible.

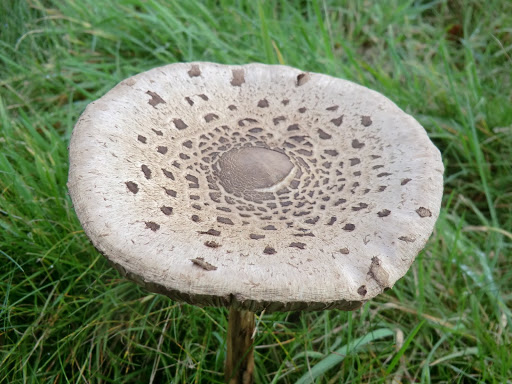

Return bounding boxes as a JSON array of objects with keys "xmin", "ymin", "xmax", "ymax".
[
  {"xmin": 296, "ymin": 328, "xmax": 394, "ymax": 384},
  {"xmin": 385, "ymin": 319, "xmax": 425, "ymax": 375}
]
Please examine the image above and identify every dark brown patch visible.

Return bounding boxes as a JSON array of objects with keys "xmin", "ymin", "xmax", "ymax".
[
  {"xmin": 289, "ymin": 242, "xmax": 306, "ymax": 249},
  {"xmin": 287, "ymin": 124, "xmax": 299, "ymax": 131},
  {"xmin": 199, "ymin": 229, "xmax": 221, "ymax": 236},
  {"xmin": 191, "ymin": 257, "xmax": 218, "ymax": 270},
  {"xmin": 350, "ymin": 158, "xmax": 361, "ymax": 166},
  {"xmin": 182, "ymin": 140, "xmax": 193, "ymax": 149},
  {"xmin": 250, "ymin": 234, "xmax": 265, "ymax": 240},
  {"xmin": 231, "ymin": 68, "xmax": 245, "ymax": 86},
  {"xmin": 209, "ymin": 192, "xmax": 221, "ymax": 203},
  {"xmin": 361, "ymin": 116, "xmax": 372, "ymax": 127},
  {"xmin": 263, "ymin": 225, "xmax": 277, "ymax": 231},
  {"xmin": 293, "ymin": 232, "xmax": 315, "ymax": 237},
  {"xmin": 162, "ymin": 168, "xmax": 175, "ymax": 180},
  {"xmin": 185, "ymin": 174, "xmax": 199, "ymax": 184},
  {"xmin": 378, "ymin": 186, "xmax": 387, "ymax": 192},
  {"xmin": 340, "ymin": 248, "xmax": 349, "ymax": 254},
  {"xmin": 146, "ymin": 91, "xmax": 166, "ymax": 108},
  {"xmin": 188, "ymin": 64, "xmax": 201, "ymax": 77},
  {"xmin": 334, "ymin": 198, "xmax": 347, "ymax": 206},
  {"xmin": 326, "ymin": 105, "xmax": 339, "ymax": 111},
  {"xmin": 399, "ymin": 235, "xmax": 416, "ymax": 243},
  {"xmin": 318, "ymin": 129, "xmax": 331, "ymax": 139},
  {"xmin": 416, "ymin": 207, "xmax": 432, "ymax": 217},
  {"xmin": 263, "ymin": 246, "xmax": 276, "ymax": 255},
  {"xmin": 238, "ymin": 118, "xmax": 258, "ymax": 126},
  {"xmin": 185, "ymin": 96, "xmax": 194, "ymax": 106},
  {"xmin": 217, "ymin": 216, "xmax": 234, "ymax": 225},
  {"xmin": 161, "ymin": 206, "xmax": 173, "ymax": 215},
  {"xmin": 258, "ymin": 99, "xmax": 269, "ymax": 108},
  {"xmin": 125, "ymin": 181, "xmax": 138, "ymax": 194},
  {"xmin": 173, "ymin": 118, "xmax": 188, "ymax": 130},
  {"xmin": 204, "ymin": 113, "xmax": 219, "ymax": 122},
  {"xmin": 191, "ymin": 215, "xmax": 200, "ymax": 222},
  {"xmin": 324, "ymin": 149, "xmax": 339, "ymax": 156},
  {"xmin": 447, "ymin": 23, "xmax": 464, "ymax": 42},
  {"xmin": 145, "ymin": 221, "xmax": 160, "ymax": 231},
  {"xmin": 198, "ymin": 94, "xmax": 209, "ymax": 101},
  {"xmin": 330, "ymin": 115, "xmax": 344, "ymax": 127},
  {"xmin": 377, "ymin": 172, "xmax": 392, "ymax": 178},
  {"xmin": 401, "ymin": 178, "xmax": 412, "ymax": 185},
  {"xmin": 352, "ymin": 139, "xmax": 365, "ymax": 149},
  {"xmin": 327, "ymin": 216, "xmax": 337, "ymax": 225},
  {"xmin": 137, "ymin": 135, "xmax": 147, "ymax": 143},
  {"xmin": 203, "ymin": 241, "xmax": 220, "ymax": 249},
  {"xmin": 273, "ymin": 116, "xmax": 286, "ymax": 125},
  {"xmin": 296, "ymin": 72, "xmax": 310, "ymax": 86},
  {"xmin": 290, "ymin": 135, "xmax": 307, "ymax": 143},
  {"xmin": 305, "ymin": 216, "xmax": 320, "ymax": 225},
  {"xmin": 298, "ymin": 107, "xmax": 307, "ymax": 113},
  {"xmin": 357, "ymin": 285, "xmax": 367, "ymax": 296},
  {"xmin": 352, "ymin": 203, "xmax": 368, "ymax": 211},
  {"xmin": 377, "ymin": 209, "xmax": 391, "ymax": 217},
  {"xmin": 282, "ymin": 99, "xmax": 290, "ymax": 105},
  {"xmin": 297, "ymin": 149, "xmax": 312, "ymax": 156},
  {"xmin": 164, "ymin": 188, "xmax": 177, "ymax": 197},
  {"xmin": 152, "ymin": 129, "xmax": 163, "ymax": 136},
  {"xmin": 157, "ymin": 146, "xmax": 168, "ymax": 154},
  {"xmin": 343, "ymin": 223, "xmax": 355, "ymax": 231},
  {"xmin": 141, "ymin": 165, "xmax": 151, "ymax": 179},
  {"xmin": 228, "ymin": 104, "xmax": 237, "ymax": 110}
]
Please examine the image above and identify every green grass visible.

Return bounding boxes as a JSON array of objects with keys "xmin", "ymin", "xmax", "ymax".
[{"xmin": 1, "ymin": 0, "xmax": 511, "ymax": 382}]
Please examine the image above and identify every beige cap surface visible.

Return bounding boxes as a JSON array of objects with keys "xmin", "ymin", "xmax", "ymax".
[{"xmin": 68, "ymin": 62, "xmax": 443, "ymax": 312}]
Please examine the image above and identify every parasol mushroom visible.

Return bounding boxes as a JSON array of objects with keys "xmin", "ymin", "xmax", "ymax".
[{"xmin": 67, "ymin": 62, "xmax": 443, "ymax": 383}]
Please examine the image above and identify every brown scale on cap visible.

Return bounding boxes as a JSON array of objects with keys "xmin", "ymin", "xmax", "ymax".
[
  {"xmin": 68, "ymin": 62, "xmax": 444, "ymax": 313},
  {"xmin": 146, "ymin": 91, "xmax": 165, "ymax": 108},
  {"xmin": 188, "ymin": 64, "xmax": 201, "ymax": 77}
]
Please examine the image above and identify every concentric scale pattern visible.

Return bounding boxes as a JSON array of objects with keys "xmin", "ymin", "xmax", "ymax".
[
  {"xmin": 128, "ymin": 65, "xmax": 429, "ymax": 255},
  {"xmin": 68, "ymin": 63, "xmax": 443, "ymax": 311}
]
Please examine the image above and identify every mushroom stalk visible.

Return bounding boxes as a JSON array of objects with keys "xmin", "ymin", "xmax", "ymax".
[{"xmin": 225, "ymin": 307, "xmax": 255, "ymax": 384}]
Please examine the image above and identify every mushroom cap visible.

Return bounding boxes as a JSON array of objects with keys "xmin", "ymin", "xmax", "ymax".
[{"xmin": 68, "ymin": 62, "xmax": 443, "ymax": 312}]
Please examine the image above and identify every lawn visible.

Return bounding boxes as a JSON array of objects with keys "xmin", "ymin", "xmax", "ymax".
[{"xmin": 1, "ymin": 0, "xmax": 511, "ymax": 382}]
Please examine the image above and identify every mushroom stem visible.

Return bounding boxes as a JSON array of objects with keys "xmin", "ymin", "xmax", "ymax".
[{"xmin": 225, "ymin": 307, "xmax": 255, "ymax": 384}]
